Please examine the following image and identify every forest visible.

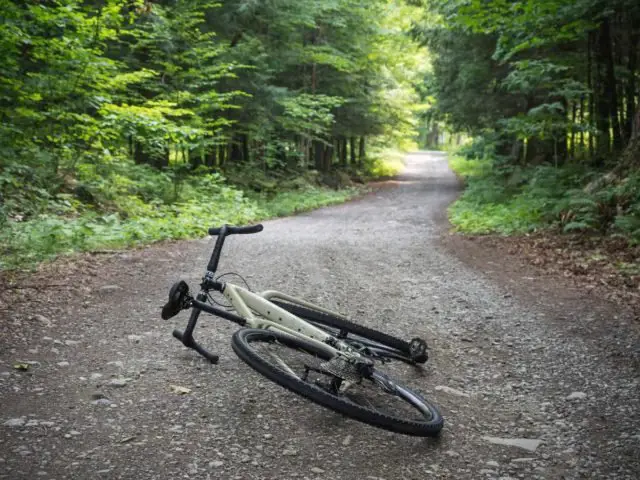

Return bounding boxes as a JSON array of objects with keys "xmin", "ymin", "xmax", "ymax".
[
  {"xmin": 1, "ymin": 0, "xmax": 639, "ymax": 271},
  {"xmin": 418, "ymin": 0, "xmax": 640, "ymax": 243},
  {"xmin": 0, "ymin": 0, "xmax": 426, "ymax": 269}
]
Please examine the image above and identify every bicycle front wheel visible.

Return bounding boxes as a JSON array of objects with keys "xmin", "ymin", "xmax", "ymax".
[{"xmin": 231, "ymin": 328, "xmax": 443, "ymax": 437}]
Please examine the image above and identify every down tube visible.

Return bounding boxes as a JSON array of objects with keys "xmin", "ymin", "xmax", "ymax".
[{"xmin": 224, "ymin": 285, "xmax": 338, "ymax": 352}]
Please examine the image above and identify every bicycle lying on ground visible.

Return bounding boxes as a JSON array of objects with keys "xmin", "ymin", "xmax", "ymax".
[{"xmin": 161, "ymin": 223, "xmax": 444, "ymax": 437}]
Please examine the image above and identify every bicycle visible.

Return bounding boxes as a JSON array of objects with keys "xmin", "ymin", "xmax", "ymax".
[{"xmin": 161, "ymin": 223, "xmax": 444, "ymax": 437}]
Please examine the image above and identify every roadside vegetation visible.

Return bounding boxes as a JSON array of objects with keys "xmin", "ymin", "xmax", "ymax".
[
  {"xmin": 411, "ymin": 1, "xmax": 640, "ymax": 248},
  {"xmin": 0, "ymin": 0, "xmax": 423, "ymax": 271},
  {"xmin": 449, "ymin": 148, "xmax": 640, "ymax": 243},
  {"xmin": 5, "ymin": 0, "xmax": 638, "ymax": 272}
]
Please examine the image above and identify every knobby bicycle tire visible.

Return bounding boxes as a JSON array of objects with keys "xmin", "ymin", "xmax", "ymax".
[
  {"xmin": 271, "ymin": 300, "xmax": 426, "ymax": 362},
  {"xmin": 231, "ymin": 328, "xmax": 443, "ymax": 437}
]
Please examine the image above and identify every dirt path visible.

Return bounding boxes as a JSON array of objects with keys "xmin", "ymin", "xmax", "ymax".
[{"xmin": 1, "ymin": 152, "xmax": 639, "ymax": 480}]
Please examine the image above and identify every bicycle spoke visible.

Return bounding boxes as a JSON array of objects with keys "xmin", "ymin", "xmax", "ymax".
[
  {"xmin": 254, "ymin": 337, "xmax": 325, "ymax": 381},
  {"xmin": 232, "ymin": 329, "xmax": 444, "ymax": 437},
  {"xmin": 340, "ymin": 374, "xmax": 432, "ymax": 423},
  {"xmin": 251, "ymin": 337, "xmax": 431, "ymax": 423},
  {"xmin": 265, "ymin": 344, "xmax": 298, "ymax": 377}
]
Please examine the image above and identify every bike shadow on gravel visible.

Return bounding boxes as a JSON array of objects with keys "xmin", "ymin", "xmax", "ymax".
[{"xmin": 248, "ymin": 399, "xmax": 445, "ymax": 449}]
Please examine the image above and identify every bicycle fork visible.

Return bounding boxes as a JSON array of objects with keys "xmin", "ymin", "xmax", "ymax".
[
  {"xmin": 171, "ymin": 292, "xmax": 221, "ymax": 364},
  {"xmin": 167, "ymin": 283, "xmax": 247, "ymax": 364}
]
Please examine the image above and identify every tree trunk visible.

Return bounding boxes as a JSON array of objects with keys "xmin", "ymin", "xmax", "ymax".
[
  {"xmin": 302, "ymin": 137, "xmax": 310, "ymax": 167},
  {"xmin": 153, "ymin": 147, "xmax": 169, "ymax": 169},
  {"xmin": 313, "ymin": 140, "xmax": 324, "ymax": 170},
  {"xmin": 311, "ymin": 28, "xmax": 318, "ymax": 94},
  {"xmin": 599, "ymin": 18, "xmax": 622, "ymax": 153},
  {"xmin": 587, "ymin": 31, "xmax": 595, "ymax": 160},
  {"xmin": 358, "ymin": 137, "xmax": 365, "ymax": 164},
  {"xmin": 625, "ymin": 30, "xmax": 638, "ymax": 144},
  {"xmin": 218, "ymin": 144, "xmax": 226, "ymax": 168},
  {"xmin": 556, "ymin": 98, "xmax": 569, "ymax": 165},
  {"xmin": 339, "ymin": 137, "xmax": 347, "ymax": 166},
  {"xmin": 206, "ymin": 148, "xmax": 217, "ymax": 168},
  {"xmin": 350, "ymin": 137, "xmax": 356, "ymax": 164},
  {"xmin": 189, "ymin": 147, "xmax": 202, "ymax": 168},
  {"xmin": 324, "ymin": 144, "xmax": 333, "ymax": 172},
  {"xmin": 133, "ymin": 141, "xmax": 150, "ymax": 165},
  {"xmin": 510, "ymin": 139, "xmax": 523, "ymax": 164},
  {"xmin": 312, "ymin": 63, "xmax": 317, "ymax": 93},
  {"xmin": 570, "ymin": 102, "xmax": 577, "ymax": 160},
  {"xmin": 619, "ymin": 109, "xmax": 640, "ymax": 169},
  {"xmin": 229, "ymin": 134, "xmax": 243, "ymax": 163},
  {"xmin": 579, "ymin": 95, "xmax": 585, "ymax": 154},
  {"xmin": 526, "ymin": 138, "xmax": 553, "ymax": 164},
  {"xmin": 555, "ymin": 136, "xmax": 567, "ymax": 167},
  {"xmin": 242, "ymin": 134, "xmax": 249, "ymax": 162},
  {"xmin": 595, "ymin": 24, "xmax": 611, "ymax": 161}
]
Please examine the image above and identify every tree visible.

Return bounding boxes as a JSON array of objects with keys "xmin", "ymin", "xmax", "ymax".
[{"xmin": 416, "ymin": 0, "xmax": 640, "ymax": 167}]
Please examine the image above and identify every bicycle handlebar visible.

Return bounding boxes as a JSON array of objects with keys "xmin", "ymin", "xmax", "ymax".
[
  {"xmin": 206, "ymin": 223, "xmax": 263, "ymax": 273},
  {"xmin": 208, "ymin": 224, "xmax": 263, "ymax": 236}
]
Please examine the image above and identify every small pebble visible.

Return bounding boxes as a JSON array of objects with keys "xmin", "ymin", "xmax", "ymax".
[
  {"xmin": 566, "ymin": 392, "xmax": 587, "ymax": 401},
  {"xmin": 3, "ymin": 417, "xmax": 26, "ymax": 427}
]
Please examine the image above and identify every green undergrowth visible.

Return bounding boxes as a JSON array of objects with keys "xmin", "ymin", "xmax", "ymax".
[
  {"xmin": 448, "ymin": 155, "xmax": 640, "ymax": 242},
  {"xmin": 367, "ymin": 149, "xmax": 406, "ymax": 178},
  {"xmin": 448, "ymin": 156, "xmax": 546, "ymax": 234},
  {"xmin": 0, "ymin": 164, "xmax": 363, "ymax": 271},
  {"xmin": 0, "ymin": 145, "xmax": 415, "ymax": 272}
]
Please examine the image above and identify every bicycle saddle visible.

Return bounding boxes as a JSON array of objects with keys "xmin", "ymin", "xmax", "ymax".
[{"xmin": 161, "ymin": 280, "xmax": 190, "ymax": 320}]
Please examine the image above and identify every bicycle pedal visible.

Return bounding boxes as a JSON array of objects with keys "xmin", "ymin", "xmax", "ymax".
[{"xmin": 409, "ymin": 337, "xmax": 428, "ymax": 364}]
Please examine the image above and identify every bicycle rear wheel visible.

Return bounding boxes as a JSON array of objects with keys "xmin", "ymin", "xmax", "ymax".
[
  {"xmin": 231, "ymin": 328, "xmax": 443, "ymax": 437},
  {"xmin": 271, "ymin": 300, "xmax": 428, "ymax": 364}
]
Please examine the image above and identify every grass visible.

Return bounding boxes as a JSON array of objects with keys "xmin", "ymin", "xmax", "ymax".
[
  {"xmin": 449, "ymin": 198, "xmax": 544, "ymax": 234},
  {"xmin": 448, "ymin": 153, "xmax": 640, "ymax": 243},
  {"xmin": 1, "ymin": 147, "xmax": 411, "ymax": 271},
  {"xmin": 447, "ymin": 155, "xmax": 549, "ymax": 235},
  {"xmin": 448, "ymin": 155, "xmax": 491, "ymax": 180},
  {"xmin": 0, "ymin": 183, "xmax": 363, "ymax": 271},
  {"xmin": 250, "ymin": 186, "xmax": 359, "ymax": 217},
  {"xmin": 367, "ymin": 149, "xmax": 406, "ymax": 178}
]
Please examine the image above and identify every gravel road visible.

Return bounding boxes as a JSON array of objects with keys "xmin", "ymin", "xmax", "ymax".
[{"xmin": 1, "ymin": 151, "xmax": 639, "ymax": 479}]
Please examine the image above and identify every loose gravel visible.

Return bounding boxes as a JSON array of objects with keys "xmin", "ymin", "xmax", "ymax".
[{"xmin": 1, "ymin": 152, "xmax": 639, "ymax": 479}]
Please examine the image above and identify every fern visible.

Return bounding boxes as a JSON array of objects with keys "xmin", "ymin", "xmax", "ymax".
[{"xmin": 563, "ymin": 221, "xmax": 592, "ymax": 232}]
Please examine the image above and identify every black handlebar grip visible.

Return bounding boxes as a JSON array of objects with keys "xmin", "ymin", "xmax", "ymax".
[
  {"xmin": 208, "ymin": 224, "xmax": 263, "ymax": 236},
  {"xmin": 172, "ymin": 329, "xmax": 185, "ymax": 342}
]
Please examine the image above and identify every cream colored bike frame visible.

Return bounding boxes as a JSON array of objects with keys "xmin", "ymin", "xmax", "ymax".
[{"xmin": 222, "ymin": 283, "xmax": 358, "ymax": 358}]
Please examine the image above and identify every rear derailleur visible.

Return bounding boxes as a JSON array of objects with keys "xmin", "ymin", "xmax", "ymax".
[{"xmin": 303, "ymin": 355, "xmax": 375, "ymax": 394}]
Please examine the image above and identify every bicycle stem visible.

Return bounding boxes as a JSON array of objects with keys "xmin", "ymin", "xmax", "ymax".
[{"xmin": 206, "ymin": 225, "xmax": 229, "ymax": 273}]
